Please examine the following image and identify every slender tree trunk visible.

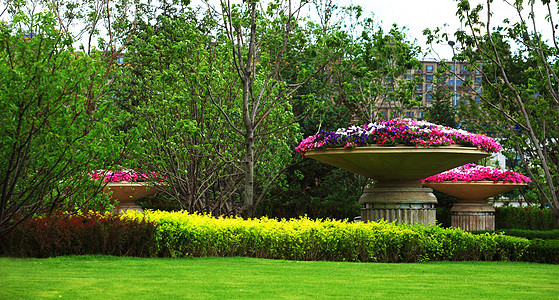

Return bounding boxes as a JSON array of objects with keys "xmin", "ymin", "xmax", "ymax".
[{"xmin": 242, "ymin": 77, "xmax": 255, "ymax": 215}]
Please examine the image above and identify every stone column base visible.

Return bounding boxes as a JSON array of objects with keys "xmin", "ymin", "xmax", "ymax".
[
  {"xmin": 359, "ymin": 186, "xmax": 437, "ymax": 226},
  {"xmin": 451, "ymin": 202, "xmax": 495, "ymax": 231}
]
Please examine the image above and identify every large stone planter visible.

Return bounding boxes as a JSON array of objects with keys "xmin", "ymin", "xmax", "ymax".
[
  {"xmin": 305, "ymin": 146, "xmax": 490, "ymax": 225},
  {"xmin": 105, "ymin": 182, "xmax": 157, "ymax": 214},
  {"xmin": 424, "ymin": 181, "xmax": 527, "ymax": 230}
]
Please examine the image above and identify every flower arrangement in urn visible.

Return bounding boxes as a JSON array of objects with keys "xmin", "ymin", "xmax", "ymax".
[
  {"xmin": 422, "ymin": 164, "xmax": 531, "ymax": 231},
  {"xmin": 90, "ymin": 169, "xmax": 161, "ymax": 182},
  {"xmin": 422, "ymin": 163, "xmax": 531, "ymax": 183},
  {"xmin": 295, "ymin": 118, "xmax": 500, "ymax": 226},
  {"xmin": 90, "ymin": 169, "xmax": 162, "ymax": 213},
  {"xmin": 296, "ymin": 118, "xmax": 503, "ymax": 155}
]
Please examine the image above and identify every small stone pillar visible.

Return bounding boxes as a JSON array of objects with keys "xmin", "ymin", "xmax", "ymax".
[{"xmin": 359, "ymin": 181, "xmax": 437, "ymax": 226}]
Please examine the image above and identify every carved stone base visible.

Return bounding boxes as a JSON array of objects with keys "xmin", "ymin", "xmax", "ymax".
[
  {"xmin": 359, "ymin": 184, "xmax": 437, "ymax": 226},
  {"xmin": 451, "ymin": 202, "xmax": 495, "ymax": 231}
]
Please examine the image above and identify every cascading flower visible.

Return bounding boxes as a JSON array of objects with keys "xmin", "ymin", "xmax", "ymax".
[
  {"xmin": 295, "ymin": 118, "xmax": 503, "ymax": 155},
  {"xmin": 422, "ymin": 163, "xmax": 531, "ymax": 183},
  {"xmin": 90, "ymin": 169, "xmax": 161, "ymax": 183}
]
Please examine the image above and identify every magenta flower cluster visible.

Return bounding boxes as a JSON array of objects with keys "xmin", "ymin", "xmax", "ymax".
[
  {"xmin": 90, "ymin": 169, "xmax": 160, "ymax": 183},
  {"xmin": 295, "ymin": 118, "xmax": 503, "ymax": 155},
  {"xmin": 422, "ymin": 163, "xmax": 531, "ymax": 183}
]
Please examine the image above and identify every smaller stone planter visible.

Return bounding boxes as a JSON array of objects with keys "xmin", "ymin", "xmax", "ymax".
[
  {"xmin": 424, "ymin": 181, "xmax": 527, "ymax": 231},
  {"xmin": 105, "ymin": 182, "xmax": 157, "ymax": 214}
]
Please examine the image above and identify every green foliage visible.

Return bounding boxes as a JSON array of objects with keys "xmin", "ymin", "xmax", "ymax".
[
  {"xmin": 0, "ymin": 12, "xmax": 122, "ymax": 236},
  {"xmin": 471, "ymin": 229, "xmax": 559, "ymax": 240},
  {"xmin": 495, "ymin": 206, "xmax": 557, "ymax": 230},
  {"xmin": 123, "ymin": 211, "xmax": 533, "ymax": 262},
  {"xmin": 523, "ymin": 239, "xmax": 559, "ymax": 264},
  {"xmin": 0, "ymin": 212, "xmax": 157, "ymax": 257}
]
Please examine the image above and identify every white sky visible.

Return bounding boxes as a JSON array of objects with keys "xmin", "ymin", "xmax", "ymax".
[
  {"xmin": 195, "ymin": 0, "xmax": 557, "ymax": 61},
  {"xmin": 334, "ymin": 0, "xmax": 557, "ymax": 60}
]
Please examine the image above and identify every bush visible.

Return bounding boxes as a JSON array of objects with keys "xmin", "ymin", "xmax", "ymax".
[
  {"xmin": 471, "ymin": 229, "xmax": 559, "ymax": 240},
  {"xmin": 522, "ymin": 239, "xmax": 559, "ymax": 264},
  {"xmin": 495, "ymin": 206, "xmax": 556, "ymax": 230},
  {"xmin": 0, "ymin": 212, "xmax": 157, "ymax": 258},
  {"xmin": 122, "ymin": 211, "xmax": 532, "ymax": 263}
]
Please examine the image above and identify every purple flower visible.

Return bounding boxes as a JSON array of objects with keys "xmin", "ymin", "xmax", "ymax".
[{"xmin": 296, "ymin": 118, "xmax": 503, "ymax": 155}]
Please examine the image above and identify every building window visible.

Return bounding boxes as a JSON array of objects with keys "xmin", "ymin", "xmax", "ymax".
[
  {"xmin": 117, "ymin": 57, "xmax": 124, "ymax": 64},
  {"xmin": 450, "ymin": 65, "xmax": 455, "ymax": 71},
  {"xmin": 419, "ymin": 111, "xmax": 425, "ymax": 118},
  {"xmin": 406, "ymin": 111, "xmax": 414, "ymax": 118},
  {"xmin": 426, "ymin": 93, "xmax": 433, "ymax": 100},
  {"xmin": 475, "ymin": 96, "xmax": 481, "ymax": 103},
  {"xmin": 426, "ymin": 84, "xmax": 433, "ymax": 91},
  {"xmin": 426, "ymin": 65, "xmax": 434, "ymax": 72},
  {"xmin": 475, "ymin": 77, "xmax": 482, "ymax": 84},
  {"xmin": 475, "ymin": 86, "xmax": 482, "ymax": 93},
  {"xmin": 426, "ymin": 74, "xmax": 433, "ymax": 81},
  {"xmin": 416, "ymin": 84, "xmax": 422, "ymax": 90},
  {"xmin": 406, "ymin": 74, "xmax": 412, "ymax": 79}
]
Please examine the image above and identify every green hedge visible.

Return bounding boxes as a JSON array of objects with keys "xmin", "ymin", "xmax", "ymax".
[
  {"xmin": 471, "ymin": 229, "xmax": 559, "ymax": 240},
  {"xmin": 124, "ymin": 211, "xmax": 530, "ymax": 263},
  {"xmin": 4, "ymin": 211, "xmax": 558, "ymax": 263},
  {"xmin": 495, "ymin": 206, "xmax": 557, "ymax": 230},
  {"xmin": 0, "ymin": 212, "xmax": 157, "ymax": 258}
]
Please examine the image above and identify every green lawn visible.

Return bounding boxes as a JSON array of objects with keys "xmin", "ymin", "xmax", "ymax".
[{"xmin": 1, "ymin": 256, "xmax": 557, "ymax": 299}]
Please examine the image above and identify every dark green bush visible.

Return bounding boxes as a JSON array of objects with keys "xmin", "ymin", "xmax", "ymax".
[
  {"xmin": 522, "ymin": 239, "xmax": 559, "ymax": 264},
  {"xmin": 471, "ymin": 229, "xmax": 559, "ymax": 240},
  {"xmin": 0, "ymin": 212, "xmax": 157, "ymax": 258},
  {"xmin": 495, "ymin": 206, "xmax": 556, "ymax": 230}
]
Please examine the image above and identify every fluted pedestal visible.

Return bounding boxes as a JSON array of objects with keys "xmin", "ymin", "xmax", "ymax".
[
  {"xmin": 359, "ymin": 182, "xmax": 437, "ymax": 225},
  {"xmin": 451, "ymin": 202, "xmax": 495, "ymax": 231}
]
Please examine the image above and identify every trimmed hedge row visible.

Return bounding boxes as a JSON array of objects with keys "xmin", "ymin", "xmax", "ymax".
[
  {"xmin": 125, "ymin": 211, "xmax": 529, "ymax": 263},
  {"xmin": 0, "ymin": 212, "xmax": 157, "ymax": 258},
  {"xmin": 471, "ymin": 229, "xmax": 559, "ymax": 240},
  {"xmin": 495, "ymin": 206, "xmax": 557, "ymax": 230},
  {"xmin": 2, "ymin": 210, "xmax": 557, "ymax": 263}
]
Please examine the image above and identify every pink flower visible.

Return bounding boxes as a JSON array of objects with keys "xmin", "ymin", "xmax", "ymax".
[
  {"xmin": 422, "ymin": 163, "xmax": 531, "ymax": 183},
  {"xmin": 295, "ymin": 118, "xmax": 503, "ymax": 155},
  {"xmin": 90, "ymin": 169, "xmax": 162, "ymax": 182}
]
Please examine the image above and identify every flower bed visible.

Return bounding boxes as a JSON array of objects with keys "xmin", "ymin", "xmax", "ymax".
[
  {"xmin": 422, "ymin": 163, "xmax": 531, "ymax": 183},
  {"xmin": 90, "ymin": 169, "xmax": 161, "ymax": 182},
  {"xmin": 295, "ymin": 118, "xmax": 502, "ymax": 155}
]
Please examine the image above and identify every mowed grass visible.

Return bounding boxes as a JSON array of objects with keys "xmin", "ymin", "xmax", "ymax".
[{"xmin": 1, "ymin": 256, "xmax": 558, "ymax": 299}]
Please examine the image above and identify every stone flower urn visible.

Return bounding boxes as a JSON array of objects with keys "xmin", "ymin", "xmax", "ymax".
[
  {"xmin": 423, "ymin": 164, "xmax": 531, "ymax": 230},
  {"xmin": 105, "ymin": 182, "xmax": 157, "ymax": 214},
  {"xmin": 297, "ymin": 119, "xmax": 500, "ymax": 226},
  {"xmin": 305, "ymin": 146, "xmax": 490, "ymax": 225},
  {"xmin": 91, "ymin": 169, "xmax": 160, "ymax": 214}
]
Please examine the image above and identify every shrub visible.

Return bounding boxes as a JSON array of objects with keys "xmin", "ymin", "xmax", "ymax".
[
  {"xmin": 0, "ymin": 212, "xmax": 157, "ymax": 258},
  {"xmin": 522, "ymin": 239, "xmax": 559, "ymax": 264},
  {"xmin": 471, "ymin": 229, "xmax": 559, "ymax": 240},
  {"xmin": 123, "ymin": 211, "xmax": 532, "ymax": 263},
  {"xmin": 495, "ymin": 206, "xmax": 556, "ymax": 230}
]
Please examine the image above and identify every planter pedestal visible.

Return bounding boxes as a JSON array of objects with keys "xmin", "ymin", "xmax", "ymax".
[
  {"xmin": 105, "ymin": 182, "xmax": 157, "ymax": 214},
  {"xmin": 451, "ymin": 201, "xmax": 495, "ymax": 231},
  {"xmin": 424, "ymin": 181, "xmax": 527, "ymax": 231},
  {"xmin": 359, "ymin": 181, "xmax": 437, "ymax": 225},
  {"xmin": 306, "ymin": 146, "xmax": 490, "ymax": 226}
]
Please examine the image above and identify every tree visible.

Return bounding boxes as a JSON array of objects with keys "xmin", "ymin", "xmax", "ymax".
[
  {"xmin": 427, "ymin": 0, "xmax": 559, "ymax": 225},
  {"xmin": 205, "ymin": 0, "xmax": 309, "ymax": 216},
  {"xmin": 0, "ymin": 12, "xmax": 121, "ymax": 236}
]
